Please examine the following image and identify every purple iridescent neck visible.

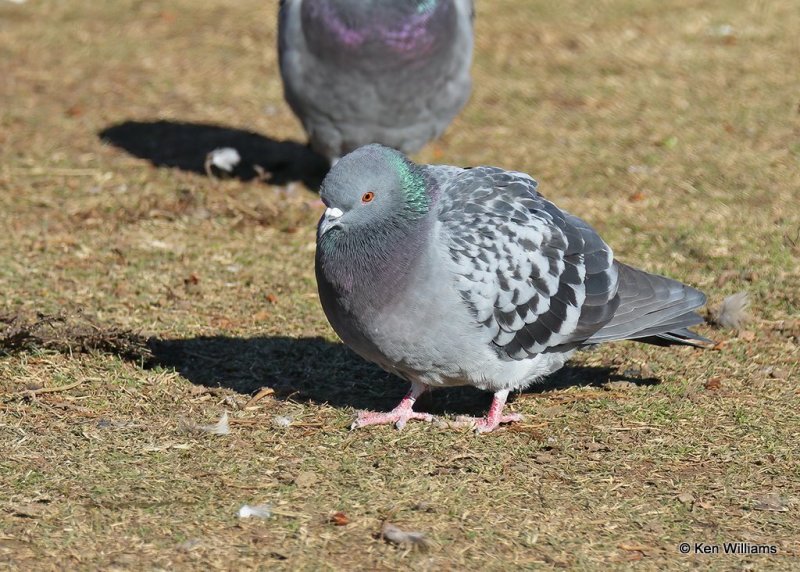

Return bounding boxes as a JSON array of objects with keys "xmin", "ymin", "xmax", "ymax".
[{"xmin": 301, "ymin": 0, "xmax": 454, "ymax": 58}]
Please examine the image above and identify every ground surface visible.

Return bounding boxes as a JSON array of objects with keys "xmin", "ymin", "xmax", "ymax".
[{"xmin": 1, "ymin": 0, "xmax": 798, "ymax": 570}]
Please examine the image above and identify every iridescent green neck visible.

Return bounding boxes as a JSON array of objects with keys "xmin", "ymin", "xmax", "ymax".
[
  {"xmin": 416, "ymin": 0, "xmax": 438, "ymax": 14},
  {"xmin": 387, "ymin": 152, "xmax": 430, "ymax": 217}
]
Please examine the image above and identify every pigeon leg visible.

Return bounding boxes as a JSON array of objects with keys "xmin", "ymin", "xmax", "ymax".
[
  {"xmin": 448, "ymin": 389, "xmax": 523, "ymax": 433},
  {"xmin": 351, "ymin": 381, "xmax": 435, "ymax": 430}
]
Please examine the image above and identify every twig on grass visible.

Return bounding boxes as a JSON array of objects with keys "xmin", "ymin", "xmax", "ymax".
[{"xmin": 5, "ymin": 378, "xmax": 88, "ymax": 399}]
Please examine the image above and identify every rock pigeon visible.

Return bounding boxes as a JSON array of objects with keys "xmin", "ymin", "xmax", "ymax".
[
  {"xmin": 315, "ymin": 145, "xmax": 711, "ymax": 433},
  {"xmin": 278, "ymin": 0, "xmax": 474, "ymax": 164}
]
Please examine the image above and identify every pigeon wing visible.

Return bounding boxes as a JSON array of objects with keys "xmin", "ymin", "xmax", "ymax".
[{"xmin": 437, "ymin": 167, "xmax": 620, "ymax": 359}]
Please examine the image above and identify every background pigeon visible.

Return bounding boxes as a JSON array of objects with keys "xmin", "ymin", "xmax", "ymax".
[
  {"xmin": 315, "ymin": 145, "xmax": 711, "ymax": 433},
  {"xmin": 278, "ymin": 0, "xmax": 474, "ymax": 164}
]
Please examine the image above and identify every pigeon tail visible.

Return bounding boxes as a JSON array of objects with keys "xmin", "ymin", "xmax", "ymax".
[{"xmin": 586, "ymin": 262, "xmax": 711, "ymax": 348}]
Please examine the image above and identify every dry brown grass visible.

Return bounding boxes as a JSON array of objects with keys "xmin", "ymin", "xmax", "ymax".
[{"xmin": 1, "ymin": 0, "xmax": 798, "ymax": 569}]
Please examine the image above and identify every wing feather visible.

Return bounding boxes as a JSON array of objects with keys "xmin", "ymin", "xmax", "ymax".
[{"xmin": 437, "ymin": 167, "xmax": 619, "ymax": 360}]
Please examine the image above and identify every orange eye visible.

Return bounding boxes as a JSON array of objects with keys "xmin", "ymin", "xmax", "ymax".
[{"xmin": 361, "ymin": 191, "xmax": 375, "ymax": 203}]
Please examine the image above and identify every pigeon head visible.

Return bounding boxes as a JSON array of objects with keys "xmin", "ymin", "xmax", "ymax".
[{"xmin": 318, "ymin": 145, "xmax": 431, "ymax": 239}]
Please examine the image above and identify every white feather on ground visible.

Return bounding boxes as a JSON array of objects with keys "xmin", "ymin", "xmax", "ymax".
[
  {"xmin": 204, "ymin": 147, "xmax": 241, "ymax": 178},
  {"xmin": 207, "ymin": 147, "xmax": 241, "ymax": 172},
  {"xmin": 237, "ymin": 503, "xmax": 272, "ymax": 519},
  {"xmin": 380, "ymin": 522, "xmax": 429, "ymax": 551},
  {"xmin": 181, "ymin": 412, "xmax": 230, "ymax": 435},
  {"xmin": 710, "ymin": 291, "xmax": 750, "ymax": 329}
]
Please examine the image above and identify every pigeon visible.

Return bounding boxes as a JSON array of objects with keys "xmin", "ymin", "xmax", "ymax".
[
  {"xmin": 278, "ymin": 0, "xmax": 474, "ymax": 164},
  {"xmin": 315, "ymin": 145, "xmax": 711, "ymax": 433}
]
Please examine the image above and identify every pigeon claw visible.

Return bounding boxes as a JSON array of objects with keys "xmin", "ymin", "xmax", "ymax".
[
  {"xmin": 443, "ymin": 413, "xmax": 524, "ymax": 434},
  {"xmin": 350, "ymin": 410, "xmax": 436, "ymax": 431},
  {"xmin": 437, "ymin": 388, "xmax": 523, "ymax": 433}
]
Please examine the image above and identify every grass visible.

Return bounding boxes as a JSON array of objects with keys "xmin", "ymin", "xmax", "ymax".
[{"xmin": 1, "ymin": 0, "xmax": 798, "ymax": 569}]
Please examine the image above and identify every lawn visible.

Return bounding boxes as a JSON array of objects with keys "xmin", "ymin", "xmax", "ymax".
[{"xmin": 1, "ymin": 0, "xmax": 798, "ymax": 569}]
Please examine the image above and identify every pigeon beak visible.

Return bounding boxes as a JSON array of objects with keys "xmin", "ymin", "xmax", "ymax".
[{"xmin": 318, "ymin": 207, "xmax": 344, "ymax": 237}]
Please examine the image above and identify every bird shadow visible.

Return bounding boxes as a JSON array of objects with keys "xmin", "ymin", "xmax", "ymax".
[
  {"xmin": 146, "ymin": 335, "xmax": 660, "ymax": 417},
  {"xmin": 98, "ymin": 120, "xmax": 329, "ymax": 190}
]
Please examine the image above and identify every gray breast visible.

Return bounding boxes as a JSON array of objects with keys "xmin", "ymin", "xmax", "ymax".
[{"xmin": 278, "ymin": 0, "xmax": 474, "ymax": 160}]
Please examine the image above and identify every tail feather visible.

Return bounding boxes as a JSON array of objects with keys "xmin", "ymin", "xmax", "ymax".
[
  {"xmin": 633, "ymin": 326, "xmax": 714, "ymax": 348},
  {"xmin": 586, "ymin": 262, "xmax": 709, "ymax": 347},
  {"xmin": 625, "ymin": 311, "xmax": 704, "ymax": 339}
]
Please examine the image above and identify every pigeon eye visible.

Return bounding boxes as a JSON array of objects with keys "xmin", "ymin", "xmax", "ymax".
[{"xmin": 361, "ymin": 192, "xmax": 375, "ymax": 203}]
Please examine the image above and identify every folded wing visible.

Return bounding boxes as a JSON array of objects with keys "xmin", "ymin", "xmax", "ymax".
[{"xmin": 436, "ymin": 166, "xmax": 708, "ymax": 360}]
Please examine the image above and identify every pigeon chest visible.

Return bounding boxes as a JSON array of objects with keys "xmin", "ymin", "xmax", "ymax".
[{"xmin": 338, "ymin": 247, "xmax": 486, "ymax": 381}]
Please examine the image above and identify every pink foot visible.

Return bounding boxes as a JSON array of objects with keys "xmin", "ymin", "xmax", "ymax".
[
  {"xmin": 351, "ymin": 409, "xmax": 435, "ymax": 430},
  {"xmin": 350, "ymin": 382, "xmax": 434, "ymax": 431},
  {"xmin": 438, "ymin": 389, "xmax": 522, "ymax": 433},
  {"xmin": 447, "ymin": 412, "xmax": 523, "ymax": 433}
]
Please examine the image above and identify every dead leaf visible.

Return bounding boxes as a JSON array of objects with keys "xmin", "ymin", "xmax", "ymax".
[
  {"xmin": 677, "ymin": 492, "xmax": 694, "ymax": 504},
  {"xmin": 211, "ymin": 316, "xmax": 235, "ymax": 330},
  {"xmin": 189, "ymin": 386, "xmax": 223, "ymax": 396},
  {"xmin": 329, "ymin": 512, "xmax": 350, "ymax": 526},
  {"xmin": 753, "ymin": 494, "xmax": 788, "ymax": 512},
  {"xmin": 177, "ymin": 538, "xmax": 202, "ymax": 552},
  {"xmin": 604, "ymin": 380, "xmax": 637, "ymax": 391},
  {"xmin": 252, "ymin": 310, "xmax": 271, "ymax": 322},
  {"xmin": 293, "ymin": 471, "xmax": 317, "ymax": 488},
  {"xmin": 244, "ymin": 387, "xmax": 275, "ymax": 409},
  {"xmin": 771, "ymin": 318, "xmax": 800, "ymax": 339},
  {"xmin": 704, "ymin": 377, "xmax": 722, "ymax": 391},
  {"xmin": 586, "ymin": 442, "xmax": 609, "ymax": 453},
  {"xmin": 628, "ymin": 191, "xmax": 646, "ymax": 202},
  {"xmin": 738, "ymin": 330, "xmax": 756, "ymax": 342},
  {"xmin": 266, "ymin": 293, "xmax": 278, "ymax": 304},
  {"xmin": 184, "ymin": 273, "xmax": 201, "ymax": 294},
  {"xmin": 507, "ymin": 422, "xmax": 547, "ymax": 436},
  {"xmin": 715, "ymin": 270, "xmax": 739, "ymax": 287},
  {"xmin": 8, "ymin": 504, "xmax": 46, "ymax": 518}
]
